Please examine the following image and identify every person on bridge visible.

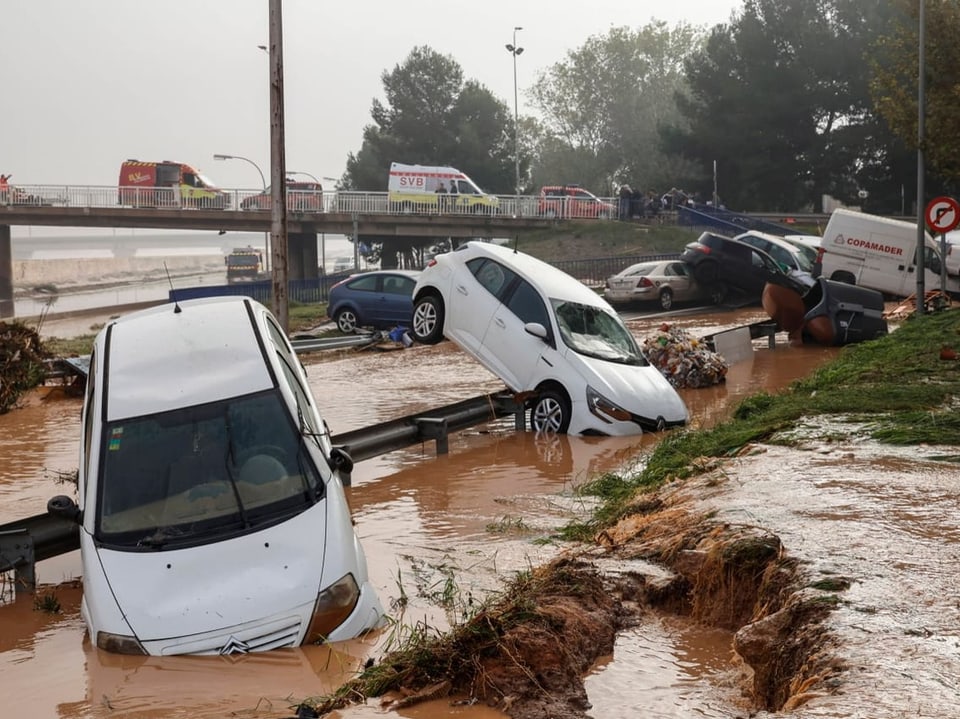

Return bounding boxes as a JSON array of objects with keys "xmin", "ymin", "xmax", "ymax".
[{"xmin": 0, "ymin": 174, "xmax": 9, "ymax": 205}]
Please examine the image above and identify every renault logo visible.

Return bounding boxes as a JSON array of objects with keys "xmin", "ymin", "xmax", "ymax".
[{"xmin": 219, "ymin": 636, "xmax": 251, "ymax": 655}]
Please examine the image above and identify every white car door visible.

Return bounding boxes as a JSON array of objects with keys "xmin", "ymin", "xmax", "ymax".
[
  {"xmin": 478, "ymin": 276, "xmax": 553, "ymax": 391},
  {"xmin": 443, "ymin": 257, "xmax": 504, "ymax": 355}
]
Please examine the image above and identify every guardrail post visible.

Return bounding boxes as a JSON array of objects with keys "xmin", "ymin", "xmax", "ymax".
[
  {"xmin": 0, "ymin": 529, "xmax": 36, "ymax": 593},
  {"xmin": 416, "ymin": 417, "xmax": 449, "ymax": 455}
]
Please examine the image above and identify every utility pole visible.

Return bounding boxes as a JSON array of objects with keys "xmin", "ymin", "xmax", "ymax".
[{"xmin": 267, "ymin": 0, "xmax": 289, "ymax": 330}]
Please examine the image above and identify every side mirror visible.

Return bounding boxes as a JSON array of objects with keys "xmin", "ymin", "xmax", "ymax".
[
  {"xmin": 524, "ymin": 322, "xmax": 548, "ymax": 340},
  {"xmin": 329, "ymin": 446, "xmax": 354, "ymax": 475},
  {"xmin": 47, "ymin": 495, "xmax": 82, "ymax": 524}
]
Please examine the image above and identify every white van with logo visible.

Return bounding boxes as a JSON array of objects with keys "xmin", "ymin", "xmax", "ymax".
[
  {"xmin": 48, "ymin": 296, "xmax": 384, "ymax": 656},
  {"xmin": 818, "ymin": 208, "xmax": 960, "ymax": 298},
  {"xmin": 387, "ymin": 162, "xmax": 499, "ymax": 214}
]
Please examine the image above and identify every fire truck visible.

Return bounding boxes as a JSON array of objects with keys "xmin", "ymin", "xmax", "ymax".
[
  {"xmin": 225, "ymin": 247, "xmax": 264, "ymax": 283},
  {"xmin": 118, "ymin": 160, "xmax": 231, "ymax": 209}
]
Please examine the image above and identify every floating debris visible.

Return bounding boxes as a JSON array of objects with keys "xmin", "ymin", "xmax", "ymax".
[{"xmin": 642, "ymin": 323, "xmax": 728, "ymax": 388}]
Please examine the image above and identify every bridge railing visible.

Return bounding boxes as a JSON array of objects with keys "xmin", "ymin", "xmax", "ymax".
[{"xmin": 1, "ymin": 184, "xmax": 620, "ymax": 221}]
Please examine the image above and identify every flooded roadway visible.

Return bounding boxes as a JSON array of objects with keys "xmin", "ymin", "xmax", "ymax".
[{"xmin": 3, "ymin": 305, "xmax": 953, "ymax": 718}]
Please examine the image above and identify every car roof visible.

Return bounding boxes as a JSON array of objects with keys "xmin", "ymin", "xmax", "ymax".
[
  {"xmin": 101, "ymin": 296, "xmax": 274, "ymax": 421},
  {"xmin": 740, "ymin": 231, "xmax": 804, "ymax": 251},
  {"xmin": 458, "ymin": 241, "xmax": 610, "ymax": 306}
]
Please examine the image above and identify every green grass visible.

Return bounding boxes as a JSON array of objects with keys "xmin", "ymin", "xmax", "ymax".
[{"xmin": 562, "ymin": 307, "xmax": 960, "ymax": 539}]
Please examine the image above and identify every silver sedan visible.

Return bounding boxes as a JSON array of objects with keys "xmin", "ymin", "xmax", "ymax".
[{"xmin": 604, "ymin": 260, "xmax": 712, "ymax": 310}]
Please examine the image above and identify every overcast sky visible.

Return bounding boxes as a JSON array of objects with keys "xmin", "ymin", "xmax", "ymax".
[{"xmin": 2, "ymin": 1, "xmax": 741, "ymax": 190}]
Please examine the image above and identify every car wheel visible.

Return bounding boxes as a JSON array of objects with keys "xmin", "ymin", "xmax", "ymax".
[
  {"xmin": 694, "ymin": 260, "xmax": 719, "ymax": 284},
  {"xmin": 530, "ymin": 388, "xmax": 571, "ymax": 434},
  {"xmin": 658, "ymin": 287, "xmax": 674, "ymax": 311},
  {"xmin": 335, "ymin": 308, "xmax": 359, "ymax": 334},
  {"xmin": 412, "ymin": 294, "xmax": 445, "ymax": 345},
  {"xmin": 708, "ymin": 283, "xmax": 728, "ymax": 305}
]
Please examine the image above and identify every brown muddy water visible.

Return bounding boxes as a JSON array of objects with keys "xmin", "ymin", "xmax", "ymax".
[{"xmin": 4, "ymin": 305, "xmax": 953, "ymax": 718}]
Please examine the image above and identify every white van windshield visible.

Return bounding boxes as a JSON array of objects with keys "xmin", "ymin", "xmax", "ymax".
[
  {"xmin": 552, "ymin": 299, "xmax": 646, "ymax": 365},
  {"xmin": 96, "ymin": 389, "xmax": 324, "ymax": 549}
]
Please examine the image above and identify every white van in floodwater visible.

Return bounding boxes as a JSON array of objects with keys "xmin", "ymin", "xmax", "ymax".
[
  {"xmin": 48, "ymin": 296, "xmax": 384, "ymax": 655},
  {"xmin": 818, "ymin": 208, "xmax": 960, "ymax": 298}
]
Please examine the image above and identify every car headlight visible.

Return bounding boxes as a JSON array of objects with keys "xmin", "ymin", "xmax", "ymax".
[
  {"xmin": 96, "ymin": 631, "xmax": 147, "ymax": 655},
  {"xmin": 304, "ymin": 573, "xmax": 361, "ymax": 644},
  {"xmin": 586, "ymin": 386, "xmax": 631, "ymax": 423}
]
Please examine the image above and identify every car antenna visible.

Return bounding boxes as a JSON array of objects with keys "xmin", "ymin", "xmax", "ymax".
[{"xmin": 163, "ymin": 262, "xmax": 182, "ymax": 313}]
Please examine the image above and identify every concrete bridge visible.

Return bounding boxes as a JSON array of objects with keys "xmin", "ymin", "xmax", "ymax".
[{"xmin": 0, "ymin": 186, "xmax": 568, "ymax": 318}]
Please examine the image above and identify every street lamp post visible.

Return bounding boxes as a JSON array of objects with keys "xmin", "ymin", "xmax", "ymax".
[
  {"xmin": 213, "ymin": 153, "xmax": 270, "ymax": 272},
  {"xmin": 505, "ymin": 27, "xmax": 524, "ymax": 200}
]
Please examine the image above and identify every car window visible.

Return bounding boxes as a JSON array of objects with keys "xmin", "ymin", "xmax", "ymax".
[
  {"xmin": 346, "ymin": 275, "xmax": 379, "ymax": 292},
  {"xmin": 573, "ymin": 190, "xmax": 591, "ymax": 200},
  {"xmin": 382, "ymin": 275, "xmax": 415, "ymax": 295},
  {"xmin": 623, "ymin": 264, "xmax": 654, "ymax": 277},
  {"xmin": 504, "ymin": 279, "xmax": 551, "ymax": 331},
  {"xmin": 468, "ymin": 258, "xmax": 514, "ymax": 300},
  {"xmin": 665, "ymin": 262, "xmax": 688, "ymax": 277},
  {"xmin": 724, "ymin": 241, "xmax": 753, "ymax": 262},
  {"xmin": 766, "ymin": 244, "xmax": 795, "ymax": 269}
]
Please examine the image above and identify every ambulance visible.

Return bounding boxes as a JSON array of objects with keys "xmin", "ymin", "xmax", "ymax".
[
  {"xmin": 118, "ymin": 160, "xmax": 231, "ymax": 209},
  {"xmin": 818, "ymin": 208, "xmax": 960, "ymax": 298},
  {"xmin": 387, "ymin": 162, "xmax": 499, "ymax": 213}
]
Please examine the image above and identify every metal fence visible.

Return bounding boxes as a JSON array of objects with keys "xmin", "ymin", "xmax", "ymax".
[{"xmin": 168, "ymin": 253, "xmax": 681, "ymax": 307}]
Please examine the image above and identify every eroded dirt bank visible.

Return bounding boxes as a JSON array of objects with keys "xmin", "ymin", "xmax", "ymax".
[{"xmin": 302, "ymin": 468, "xmax": 838, "ymax": 719}]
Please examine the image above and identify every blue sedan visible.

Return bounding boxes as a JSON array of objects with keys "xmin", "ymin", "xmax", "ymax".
[{"xmin": 327, "ymin": 269, "xmax": 421, "ymax": 333}]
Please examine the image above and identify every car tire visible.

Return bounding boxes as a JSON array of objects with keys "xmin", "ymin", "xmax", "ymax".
[
  {"xmin": 530, "ymin": 388, "xmax": 571, "ymax": 434},
  {"xmin": 708, "ymin": 283, "xmax": 728, "ymax": 305},
  {"xmin": 694, "ymin": 260, "xmax": 719, "ymax": 284},
  {"xmin": 412, "ymin": 294, "xmax": 445, "ymax": 345},
  {"xmin": 658, "ymin": 287, "xmax": 674, "ymax": 311},
  {"xmin": 335, "ymin": 308, "xmax": 359, "ymax": 334}
]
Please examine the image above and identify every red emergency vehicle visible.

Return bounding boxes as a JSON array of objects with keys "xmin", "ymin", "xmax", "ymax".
[{"xmin": 118, "ymin": 160, "xmax": 230, "ymax": 209}]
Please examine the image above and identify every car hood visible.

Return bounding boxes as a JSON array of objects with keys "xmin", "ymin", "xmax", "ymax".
[
  {"xmin": 94, "ymin": 508, "xmax": 332, "ymax": 643},
  {"xmin": 570, "ymin": 351, "xmax": 688, "ymax": 425}
]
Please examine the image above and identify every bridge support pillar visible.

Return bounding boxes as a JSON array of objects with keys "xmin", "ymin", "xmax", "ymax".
[
  {"xmin": 0, "ymin": 225, "xmax": 12, "ymax": 320},
  {"xmin": 288, "ymin": 232, "xmax": 319, "ymax": 281}
]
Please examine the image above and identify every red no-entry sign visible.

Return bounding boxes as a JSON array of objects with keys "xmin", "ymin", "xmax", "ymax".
[{"xmin": 925, "ymin": 196, "xmax": 960, "ymax": 233}]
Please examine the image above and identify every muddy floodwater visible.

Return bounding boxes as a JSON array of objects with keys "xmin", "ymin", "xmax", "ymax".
[{"xmin": 3, "ymin": 305, "xmax": 955, "ymax": 718}]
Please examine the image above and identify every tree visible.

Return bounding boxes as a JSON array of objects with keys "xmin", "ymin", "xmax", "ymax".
[
  {"xmin": 528, "ymin": 22, "xmax": 704, "ymax": 195},
  {"xmin": 871, "ymin": 0, "xmax": 960, "ymax": 190},
  {"xmin": 343, "ymin": 47, "xmax": 518, "ymax": 193},
  {"xmin": 663, "ymin": 0, "xmax": 909, "ymax": 212}
]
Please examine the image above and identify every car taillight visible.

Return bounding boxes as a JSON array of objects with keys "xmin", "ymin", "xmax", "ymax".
[
  {"xmin": 426, "ymin": 258, "xmax": 438, "ymax": 269},
  {"xmin": 637, "ymin": 277, "xmax": 654, "ymax": 288},
  {"xmin": 815, "ymin": 247, "xmax": 825, "ymax": 263}
]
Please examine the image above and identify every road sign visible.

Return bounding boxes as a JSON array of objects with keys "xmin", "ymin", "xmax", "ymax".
[{"xmin": 925, "ymin": 196, "xmax": 960, "ymax": 233}]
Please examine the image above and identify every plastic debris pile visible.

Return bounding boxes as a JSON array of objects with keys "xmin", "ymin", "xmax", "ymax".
[{"xmin": 642, "ymin": 323, "xmax": 728, "ymax": 388}]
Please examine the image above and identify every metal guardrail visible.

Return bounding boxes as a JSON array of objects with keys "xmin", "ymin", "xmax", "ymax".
[{"xmin": 0, "ymin": 391, "xmax": 525, "ymax": 590}]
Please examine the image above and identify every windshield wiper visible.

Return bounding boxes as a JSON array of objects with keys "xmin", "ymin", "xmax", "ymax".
[
  {"xmin": 222, "ymin": 409, "xmax": 251, "ymax": 528},
  {"xmin": 137, "ymin": 526, "xmax": 188, "ymax": 549}
]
